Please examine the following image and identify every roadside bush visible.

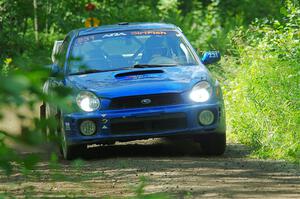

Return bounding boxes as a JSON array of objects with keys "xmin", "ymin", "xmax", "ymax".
[
  {"xmin": 223, "ymin": 1, "xmax": 300, "ymax": 161},
  {"xmin": 0, "ymin": 53, "xmax": 72, "ymax": 174},
  {"xmin": 0, "ymin": 59, "xmax": 45, "ymax": 174}
]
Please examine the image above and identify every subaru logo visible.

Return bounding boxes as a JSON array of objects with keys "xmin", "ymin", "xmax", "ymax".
[{"xmin": 141, "ymin": 98, "xmax": 151, "ymax": 105}]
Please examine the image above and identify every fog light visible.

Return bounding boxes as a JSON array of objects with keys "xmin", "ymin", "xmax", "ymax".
[
  {"xmin": 80, "ymin": 120, "xmax": 96, "ymax": 136},
  {"xmin": 198, "ymin": 110, "xmax": 214, "ymax": 126}
]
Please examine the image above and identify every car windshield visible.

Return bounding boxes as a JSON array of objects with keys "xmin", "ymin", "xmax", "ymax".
[{"xmin": 68, "ymin": 30, "xmax": 198, "ymax": 74}]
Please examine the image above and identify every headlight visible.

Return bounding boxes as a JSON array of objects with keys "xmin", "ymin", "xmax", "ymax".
[
  {"xmin": 76, "ymin": 91, "xmax": 100, "ymax": 112},
  {"xmin": 189, "ymin": 81, "xmax": 212, "ymax": 102}
]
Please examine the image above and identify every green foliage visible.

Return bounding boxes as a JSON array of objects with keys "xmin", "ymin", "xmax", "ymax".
[
  {"xmin": 223, "ymin": 1, "xmax": 300, "ymax": 162},
  {"xmin": 0, "ymin": 0, "xmax": 33, "ymax": 57},
  {"xmin": 0, "ymin": 0, "xmax": 282, "ymax": 58},
  {"xmin": 180, "ymin": 0, "xmax": 223, "ymax": 51},
  {"xmin": 0, "ymin": 48, "xmax": 71, "ymax": 174}
]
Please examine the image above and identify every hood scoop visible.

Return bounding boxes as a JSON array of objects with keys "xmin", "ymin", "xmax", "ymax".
[{"xmin": 115, "ymin": 70, "xmax": 164, "ymax": 80}]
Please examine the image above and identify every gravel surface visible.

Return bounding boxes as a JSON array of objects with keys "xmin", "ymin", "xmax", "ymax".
[{"xmin": 0, "ymin": 139, "xmax": 299, "ymax": 198}]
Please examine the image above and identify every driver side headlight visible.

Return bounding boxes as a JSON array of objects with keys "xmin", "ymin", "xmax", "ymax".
[
  {"xmin": 189, "ymin": 81, "xmax": 212, "ymax": 102},
  {"xmin": 76, "ymin": 91, "xmax": 100, "ymax": 112}
]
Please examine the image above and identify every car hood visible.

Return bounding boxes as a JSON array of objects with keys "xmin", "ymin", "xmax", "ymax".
[{"xmin": 66, "ymin": 66, "xmax": 209, "ymax": 98}]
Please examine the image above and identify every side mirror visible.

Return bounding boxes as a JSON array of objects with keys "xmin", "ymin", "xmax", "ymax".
[
  {"xmin": 51, "ymin": 40, "xmax": 63, "ymax": 63},
  {"xmin": 201, "ymin": 51, "xmax": 221, "ymax": 65}
]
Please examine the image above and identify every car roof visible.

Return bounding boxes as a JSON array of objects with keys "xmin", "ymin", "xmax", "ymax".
[{"xmin": 76, "ymin": 22, "xmax": 179, "ymax": 36}]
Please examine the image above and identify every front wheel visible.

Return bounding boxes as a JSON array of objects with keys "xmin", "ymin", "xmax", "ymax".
[
  {"xmin": 58, "ymin": 115, "xmax": 85, "ymax": 160},
  {"xmin": 60, "ymin": 130, "xmax": 85, "ymax": 160},
  {"xmin": 195, "ymin": 133, "xmax": 226, "ymax": 155}
]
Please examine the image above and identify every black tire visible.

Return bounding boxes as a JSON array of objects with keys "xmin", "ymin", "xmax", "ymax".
[
  {"xmin": 59, "ymin": 118, "xmax": 86, "ymax": 160},
  {"xmin": 40, "ymin": 103, "xmax": 49, "ymax": 139},
  {"xmin": 60, "ymin": 144, "xmax": 85, "ymax": 160},
  {"xmin": 196, "ymin": 133, "xmax": 226, "ymax": 155},
  {"xmin": 60, "ymin": 128, "xmax": 86, "ymax": 160},
  {"xmin": 41, "ymin": 102, "xmax": 55, "ymax": 139},
  {"xmin": 40, "ymin": 103, "xmax": 46, "ymax": 120}
]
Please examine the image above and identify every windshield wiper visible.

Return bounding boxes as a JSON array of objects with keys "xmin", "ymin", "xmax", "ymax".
[
  {"xmin": 69, "ymin": 69, "xmax": 107, "ymax": 75},
  {"xmin": 133, "ymin": 64, "xmax": 178, "ymax": 68},
  {"xmin": 69, "ymin": 69, "xmax": 120, "ymax": 76}
]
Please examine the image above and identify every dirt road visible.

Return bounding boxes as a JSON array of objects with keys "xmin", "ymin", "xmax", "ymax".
[{"xmin": 0, "ymin": 139, "xmax": 299, "ymax": 198}]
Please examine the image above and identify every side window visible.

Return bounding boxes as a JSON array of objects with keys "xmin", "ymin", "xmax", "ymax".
[{"xmin": 57, "ymin": 36, "xmax": 71, "ymax": 68}]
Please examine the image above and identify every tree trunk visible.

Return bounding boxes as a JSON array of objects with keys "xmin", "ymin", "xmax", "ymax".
[{"xmin": 33, "ymin": 0, "xmax": 39, "ymax": 43}]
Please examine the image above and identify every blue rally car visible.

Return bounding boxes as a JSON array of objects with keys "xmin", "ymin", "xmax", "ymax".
[{"xmin": 41, "ymin": 23, "xmax": 226, "ymax": 160}]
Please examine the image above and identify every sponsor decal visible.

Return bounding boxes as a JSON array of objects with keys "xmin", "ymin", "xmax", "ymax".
[
  {"xmin": 75, "ymin": 35, "xmax": 95, "ymax": 44},
  {"xmin": 102, "ymin": 125, "xmax": 108, "ymax": 129},
  {"xmin": 102, "ymin": 32, "xmax": 127, "ymax": 38},
  {"xmin": 131, "ymin": 31, "xmax": 167, "ymax": 35}
]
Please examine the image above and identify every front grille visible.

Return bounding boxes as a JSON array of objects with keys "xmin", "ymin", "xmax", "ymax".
[
  {"xmin": 110, "ymin": 113, "xmax": 187, "ymax": 135},
  {"xmin": 109, "ymin": 93, "xmax": 183, "ymax": 109}
]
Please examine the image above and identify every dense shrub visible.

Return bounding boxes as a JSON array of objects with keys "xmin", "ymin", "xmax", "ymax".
[
  {"xmin": 223, "ymin": 1, "xmax": 300, "ymax": 161},
  {"xmin": 0, "ymin": 53, "xmax": 70, "ymax": 174}
]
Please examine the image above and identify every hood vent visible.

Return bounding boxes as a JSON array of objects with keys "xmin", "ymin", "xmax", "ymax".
[{"xmin": 115, "ymin": 70, "xmax": 164, "ymax": 78}]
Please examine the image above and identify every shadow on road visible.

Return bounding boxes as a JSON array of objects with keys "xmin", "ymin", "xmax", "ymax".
[{"xmin": 78, "ymin": 139, "xmax": 251, "ymax": 160}]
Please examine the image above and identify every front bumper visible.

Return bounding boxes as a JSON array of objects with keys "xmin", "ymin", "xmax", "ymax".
[{"xmin": 63, "ymin": 102, "xmax": 226, "ymax": 145}]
